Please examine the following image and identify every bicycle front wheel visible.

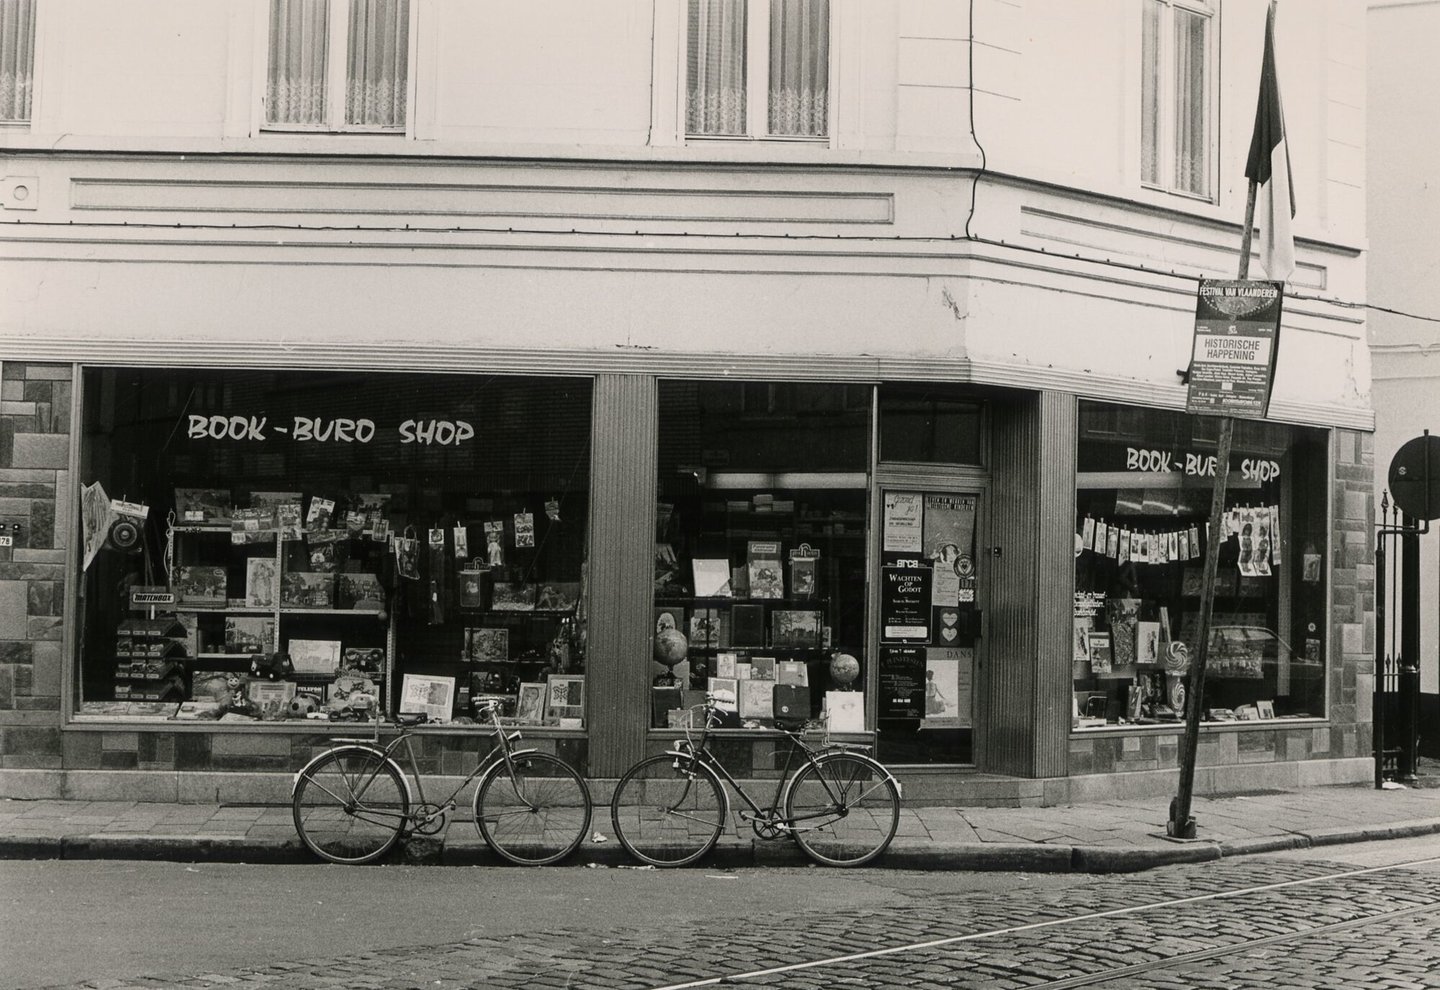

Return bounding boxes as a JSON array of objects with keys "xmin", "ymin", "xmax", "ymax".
[
  {"xmin": 785, "ymin": 752, "xmax": 900, "ymax": 867},
  {"xmin": 610, "ymin": 753, "xmax": 726, "ymax": 867},
  {"xmin": 474, "ymin": 752, "xmax": 593, "ymax": 866},
  {"xmin": 292, "ymin": 746, "xmax": 409, "ymax": 865}
]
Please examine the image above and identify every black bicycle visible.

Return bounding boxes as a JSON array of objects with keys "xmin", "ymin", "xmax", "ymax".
[{"xmin": 609, "ymin": 701, "xmax": 901, "ymax": 868}]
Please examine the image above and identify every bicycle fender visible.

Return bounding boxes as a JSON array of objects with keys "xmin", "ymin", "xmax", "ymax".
[{"xmin": 292, "ymin": 744, "xmax": 412, "ymax": 803}]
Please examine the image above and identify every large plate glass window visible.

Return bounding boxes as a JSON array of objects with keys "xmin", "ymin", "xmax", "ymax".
[
  {"xmin": 686, "ymin": 0, "xmax": 830, "ymax": 139},
  {"xmin": 652, "ymin": 381, "xmax": 868, "ymax": 731},
  {"xmin": 1073, "ymin": 402, "xmax": 1327, "ymax": 730},
  {"xmin": 75, "ymin": 368, "xmax": 591, "ymax": 729}
]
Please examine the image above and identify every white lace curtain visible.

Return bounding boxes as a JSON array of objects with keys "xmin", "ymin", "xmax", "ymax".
[
  {"xmin": 688, "ymin": 0, "xmax": 828, "ymax": 137},
  {"xmin": 267, "ymin": 0, "xmax": 407, "ymax": 128},
  {"xmin": 0, "ymin": 0, "xmax": 35, "ymax": 122},
  {"xmin": 687, "ymin": 0, "xmax": 747, "ymax": 135},
  {"xmin": 345, "ymin": 0, "xmax": 407, "ymax": 127},
  {"xmin": 768, "ymin": 0, "xmax": 827, "ymax": 137}
]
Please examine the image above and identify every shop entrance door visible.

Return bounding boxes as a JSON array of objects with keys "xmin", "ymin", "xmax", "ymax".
[{"xmin": 872, "ymin": 487, "xmax": 983, "ymax": 765}]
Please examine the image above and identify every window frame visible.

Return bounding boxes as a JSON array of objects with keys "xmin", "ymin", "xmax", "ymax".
[
  {"xmin": 683, "ymin": 0, "xmax": 835, "ymax": 145},
  {"xmin": 260, "ymin": 0, "xmax": 415, "ymax": 136},
  {"xmin": 1139, "ymin": 0, "xmax": 1218, "ymax": 203}
]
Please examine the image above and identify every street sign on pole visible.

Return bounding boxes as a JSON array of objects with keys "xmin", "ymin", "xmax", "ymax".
[{"xmin": 1185, "ymin": 280, "xmax": 1284, "ymax": 420}]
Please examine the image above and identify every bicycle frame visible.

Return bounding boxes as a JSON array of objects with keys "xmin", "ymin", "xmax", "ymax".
[
  {"xmin": 667, "ymin": 726, "xmax": 887, "ymax": 833},
  {"xmin": 295, "ymin": 706, "xmax": 542, "ymax": 832}
]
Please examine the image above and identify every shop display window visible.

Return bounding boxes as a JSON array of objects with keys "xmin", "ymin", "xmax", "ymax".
[
  {"xmin": 652, "ymin": 381, "xmax": 870, "ymax": 730},
  {"xmin": 75, "ymin": 367, "xmax": 591, "ymax": 728},
  {"xmin": 1073, "ymin": 402, "xmax": 1328, "ymax": 730}
]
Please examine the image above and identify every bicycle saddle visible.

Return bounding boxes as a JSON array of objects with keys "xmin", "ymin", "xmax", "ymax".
[
  {"xmin": 393, "ymin": 712, "xmax": 428, "ymax": 728},
  {"xmin": 772, "ymin": 716, "xmax": 808, "ymax": 733}
]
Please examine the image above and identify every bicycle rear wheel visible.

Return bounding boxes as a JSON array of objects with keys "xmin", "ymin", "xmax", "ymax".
[
  {"xmin": 610, "ymin": 753, "xmax": 726, "ymax": 867},
  {"xmin": 474, "ymin": 752, "xmax": 593, "ymax": 866},
  {"xmin": 292, "ymin": 746, "xmax": 409, "ymax": 865},
  {"xmin": 784, "ymin": 752, "xmax": 899, "ymax": 867}
]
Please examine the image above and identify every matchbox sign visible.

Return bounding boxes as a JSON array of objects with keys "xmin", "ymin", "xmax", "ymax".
[{"xmin": 1185, "ymin": 279, "xmax": 1283, "ymax": 420}]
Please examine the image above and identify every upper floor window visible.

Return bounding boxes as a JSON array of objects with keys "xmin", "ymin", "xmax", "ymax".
[
  {"xmin": 266, "ymin": 0, "xmax": 408, "ymax": 131},
  {"xmin": 687, "ymin": 0, "xmax": 829, "ymax": 139},
  {"xmin": 1141, "ymin": 0, "xmax": 1213, "ymax": 199},
  {"xmin": 0, "ymin": 0, "xmax": 35, "ymax": 123}
]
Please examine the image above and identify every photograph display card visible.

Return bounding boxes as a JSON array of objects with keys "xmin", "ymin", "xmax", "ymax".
[
  {"xmin": 337, "ymin": 572, "xmax": 385, "ymax": 610},
  {"xmin": 535, "ymin": 582, "xmax": 581, "ymax": 612},
  {"xmin": 176, "ymin": 565, "xmax": 227, "ymax": 606},
  {"xmin": 546, "ymin": 675, "xmax": 586, "ymax": 722},
  {"xmin": 739, "ymin": 678, "xmax": 774, "ymax": 719},
  {"xmin": 516, "ymin": 682, "xmax": 547, "ymax": 724},
  {"xmin": 287, "ymin": 638, "xmax": 342, "ymax": 676},
  {"xmin": 224, "ymin": 616, "xmax": 275, "ymax": 654},
  {"xmin": 771, "ymin": 610, "xmax": 823, "ymax": 649},
  {"xmin": 280, "ymin": 571, "xmax": 334, "ymax": 608},
  {"xmin": 746, "ymin": 541, "xmax": 785, "ymax": 599},
  {"xmin": 1087, "ymin": 631, "xmax": 1113, "ymax": 675},
  {"xmin": 776, "ymin": 660, "xmax": 809, "ymax": 686},
  {"xmin": 174, "ymin": 488, "xmax": 231, "ymax": 525},
  {"xmin": 400, "ymin": 674, "xmax": 456, "ymax": 723},
  {"xmin": 824, "ymin": 691, "xmax": 865, "ymax": 733},
  {"xmin": 245, "ymin": 558, "xmax": 280, "ymax": 609},
  {"xmin": 707, "ymin": 677, "xmax": 739, "ymax": 716},
  {"xmin": 691, "ymin": 558, "xmax": 733, "ymax": 597},
  {"xmin": 750, "ymin": 656, "xmax": 776, "ymax": 680},
  {"xmin": 690, "ymin": 608, "xmax": 721, "ymax": 649},
  {"xmin": 491, "ymin": 582, "xmax": 537, "ymax": 611},
  {"xmin": 468, "ymin": 627, "xmax": 509, "ymax": 664},
  {"xmin": 305, "ymin": 496, "xmax": 336, "ymax": 531}
]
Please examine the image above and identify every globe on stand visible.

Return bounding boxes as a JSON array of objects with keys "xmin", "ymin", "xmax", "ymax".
[
  {"xmin": 829, "ymin": 651, "xmax": 860, "ymax": 688},
  {"xmin": 653, "ymin": 628, "xmax": 689, "ymax": 686}
]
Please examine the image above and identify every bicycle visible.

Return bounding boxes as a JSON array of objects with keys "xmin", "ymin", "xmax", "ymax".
[
  {"xmin": 609, "ymin": 700, "xmax": 901, "ymax": 868},
  {"xmin": 292, "ymin": 699, "xmax": 593, "ymax": 866}
]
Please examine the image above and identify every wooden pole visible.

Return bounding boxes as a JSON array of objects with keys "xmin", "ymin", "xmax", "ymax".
[{"xmin": 1168, "ymin": 180, "xmax": 1257, "ymax": 839}]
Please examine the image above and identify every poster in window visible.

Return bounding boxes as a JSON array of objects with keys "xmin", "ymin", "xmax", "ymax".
[
  {"xmin": 245, "ymin": 558, "xmax": 279, "ymax": 609},
  {"xmin": 878, "ymin": 646, "xmax": 925, "ymax": 720},
  {"xmin": 882, "ymin": 565, "xmax": 931, "ymax": 642},
  {"xmin": 691, "ymin": 558, "xmax": 733, "ymax": 598},
  {"xmin": 923, "ymin": 494, "xmax": 977, "ymax": 590},
  {"xmin": 546, "ymin": 675, "xmax": 586, "ymax": 722},
  {"xmin": 515, "ymin": 682, "xmax": 547, "ymax": 724},
  {"xmin": 923, "ymin": 650, "xmax": 963, "ymax": 727},
  {"xmin": 883, "ymin": 492, "xmax": 923, "ymax": 552}
]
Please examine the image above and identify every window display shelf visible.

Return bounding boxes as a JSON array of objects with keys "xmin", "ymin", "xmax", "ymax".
[{"xmin": 278, "ymin": 607, "xmax": 386, "ymax": 617}]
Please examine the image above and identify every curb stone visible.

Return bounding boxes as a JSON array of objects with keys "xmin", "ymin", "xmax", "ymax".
[{"xmin": 5, "ymin": 816, "xmax": 1440, "ymax": 871}]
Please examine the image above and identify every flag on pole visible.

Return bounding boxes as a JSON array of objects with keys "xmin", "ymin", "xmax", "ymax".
[{"xmin": 1245, "ymin": 1, "xmax": 1295, "ymax": 282}]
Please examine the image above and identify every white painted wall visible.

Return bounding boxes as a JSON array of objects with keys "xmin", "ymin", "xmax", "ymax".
[{"xmin": 1368, "ymin": 0, "xmax": 1440, "ymax": 693}]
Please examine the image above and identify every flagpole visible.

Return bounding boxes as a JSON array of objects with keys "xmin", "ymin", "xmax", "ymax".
[{"xmin": 1169, "ymin": 163, "xmax": 1261, "ymax": 836}]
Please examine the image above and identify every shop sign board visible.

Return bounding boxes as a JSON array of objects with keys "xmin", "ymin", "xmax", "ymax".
[
  {"xmin": 878, "ymin": 646, "xmax": 925, "ymax": 719},
  {"xmin": 1185, "ymin": 279, "xmax": 1284, "ymax": 420}
]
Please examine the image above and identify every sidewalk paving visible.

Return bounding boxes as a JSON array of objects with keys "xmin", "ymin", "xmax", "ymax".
[{"xmin": 3, "ymin": 780, "xmax": 1439, "ymax": 872}]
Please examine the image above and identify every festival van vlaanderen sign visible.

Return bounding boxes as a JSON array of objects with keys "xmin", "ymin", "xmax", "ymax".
[{"xmin": 1185, "ymin": 279, "xmax": 1284, "ymax": 420}]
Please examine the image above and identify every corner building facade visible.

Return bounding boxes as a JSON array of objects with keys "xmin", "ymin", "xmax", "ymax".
[{"xmin": 0, "ymin": 0, "xmax": 1371, "ymax": 805}]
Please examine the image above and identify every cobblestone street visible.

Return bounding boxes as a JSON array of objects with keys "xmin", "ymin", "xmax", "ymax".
[{"xmin": 15, "ymin": 849, "xmax": 1440, "ymax": 990}]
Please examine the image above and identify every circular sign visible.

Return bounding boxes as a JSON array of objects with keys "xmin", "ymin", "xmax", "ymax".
[
  {"xmin": 1388, "ymin": 434, "xmax": 1440, "ymax": 521},
  {"xmin": 955, "ymin": 554, "xmax": 975, "ymax": 578}
]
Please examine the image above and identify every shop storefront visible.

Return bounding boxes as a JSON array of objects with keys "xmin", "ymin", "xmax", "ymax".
[{"xmin": 0, "ymin": 361, "xmax": 1373, "ymax": 804}]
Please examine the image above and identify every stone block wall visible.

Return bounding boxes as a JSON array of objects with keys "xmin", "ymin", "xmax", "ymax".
[{"xmin": 0, "ymin": 362, "xmax": 69, "ymax": 770}]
